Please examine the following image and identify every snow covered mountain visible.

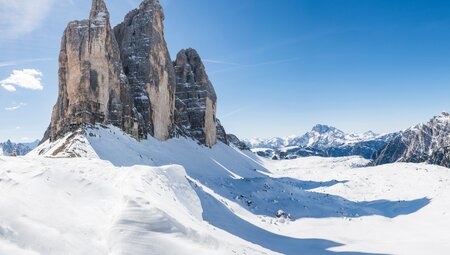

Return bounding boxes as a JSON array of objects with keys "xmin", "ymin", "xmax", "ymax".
[
  {"xmin": 0, "ymin": 140, "xmax": 39, "ymax": 156},
  {"xmin": 245, "ymin": 125, "xmax": 395, "ymax": 160},
  {"xmin": 1, "ymin": 124, "xmax": 433, "ymax": 255},
  {"xmin": 374, "ymin": 112, "xmax": 450, "ymax": 167},
  {"xmin": 3, "ymin": 0, "xmax": 449, "ymax": 253}
]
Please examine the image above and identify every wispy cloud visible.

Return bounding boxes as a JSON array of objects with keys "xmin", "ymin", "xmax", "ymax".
[
  {"xmin": 5, "ymin": 102, "xmax": 27, "ymax": 111},
  {"xmin": 1, "ymin": 69, "xmax": 44, "ymax": 92},
  {"xmin": 0, "ymin": 0, "xmax": 57, "ymax": 37},
  {"xmin": 0, "ymin": 58, "xmax": 55, "ymax": 69},
  {"xmin": 221, "ymin": 107, "xmax": 248, "ymax": 119}
]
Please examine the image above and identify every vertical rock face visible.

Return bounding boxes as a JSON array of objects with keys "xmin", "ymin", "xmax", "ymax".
[
  {"xmin": 174, "ymin": 49, "xmax": 218, "ymax": 147},
  {"xmin": 44, "ymin": 0, "xmax": 231, "ymax": 148},
  {"xmin": 114, "ymin": 0, "xmax": 176, "ymax": 141},
  {"xmin": 47, "ymin": 0, "xmax": 137, "ymax": 141}
]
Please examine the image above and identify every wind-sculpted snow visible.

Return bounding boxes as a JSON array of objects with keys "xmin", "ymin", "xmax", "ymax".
[
  {"xmin": 0, "ymin": 157, "xmax": 273, "ymax": 255},
  {"xmin": 24, "ymin": 126, "xmax": 438, "ymax": 254}
]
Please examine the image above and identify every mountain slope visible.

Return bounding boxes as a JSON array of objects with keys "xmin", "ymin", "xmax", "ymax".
[
  {"xmin": 22, "ymin": 125, "xmax": 435, "ymax": 254},
  {"xmin": 0, "ymin": 157, "xmax": 274, "ymax": 255},
  {"xmin": 32, "ymin": 125, "xmax": 263, "ymax": 180},
  {"xmin": 373, "ymin": 112, "xmax": 450, "ymax": 167},
  {"xmin": 2, "ymin": 133, "xmax": 444, "ymax": 254}
]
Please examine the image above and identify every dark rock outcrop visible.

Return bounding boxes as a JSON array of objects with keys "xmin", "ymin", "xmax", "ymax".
[
  {"xmin": 373, "ymin": 112, "xmax": 450, "ymax": 167},
  {"xmin": 114, "ymin": 0, "xmax": 176, "ymax": 141},
  {"xmin": 174, "ymin": 48, "xmax": 218, "ymax": 147},
  {"xmin": 216, "ymin": 119, "xmax": 229, "ymax": 145},
  {"xmin": 46, "ymin": 0, "xmax": 138, "ymax": 142},
  {"xmin": 227, "ymin": 134, "xmax": 250, "ymax": 150}
]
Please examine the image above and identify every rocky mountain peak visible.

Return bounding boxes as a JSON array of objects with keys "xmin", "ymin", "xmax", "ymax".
[
  {"xmin": 44, "ymin": 0, "xmax": 138, "ymax": 142},
  {"xmin": 174, "ymin": 48, "xmax": 218, "ymax": 147},
  {"xmin": 175, "ymin": 48, "xmax": 217, "ymax": 102},
  {"xmin": 363, "ymin": 131, "xmax": 377, "ymax": 137},
  {"xmin": 0, "ymin": 140, "xmax": 39, "ymax": 156},
  {"xmin": 89, "ymin": 0, "xmax": 109, "ymax": 20},
  {"xmin": 42, "ymin": 0, "xmax": 235, "ymax": 149},
  {"xmin": 373, "ymin": 112, "xmax": 450, "ymax": 167},
  {"xmin": 114, "ymin": 0, "xmax": 175, "ymax": 141},
  {"xmin": 139, "ymin": 0, "xmax": 161, "ymax": 11},
  {"xmin": 430, "ymin": 112, "xmax": 450, "ymax": 126},
  {"xmin": 311, "ymin": 124, "xmax": 342, "ymax": 135}
]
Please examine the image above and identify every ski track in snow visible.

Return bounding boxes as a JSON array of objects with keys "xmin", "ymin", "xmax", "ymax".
[{"xmin": 1, "ymin": 126, "xmax": 448, "ymax": 255}]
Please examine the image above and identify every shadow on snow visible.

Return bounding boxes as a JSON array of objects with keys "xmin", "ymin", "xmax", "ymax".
[
  {"xmin": 201, "ymin": 176, "xmax": 430, "ymax": 219},
  {"xmin": 194, "ymin": 187, "xmax": 389, "ymax": 255}
]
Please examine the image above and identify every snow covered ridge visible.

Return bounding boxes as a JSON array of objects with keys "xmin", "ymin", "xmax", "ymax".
[{"xmin": 244, "ymin": 124, "xmax": 395, "ymax": 160}]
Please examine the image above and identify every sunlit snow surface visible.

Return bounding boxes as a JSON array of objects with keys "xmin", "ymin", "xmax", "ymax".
[{"xmin": 1, "ymin": 126, "xmax": 447, "ymax": 254}]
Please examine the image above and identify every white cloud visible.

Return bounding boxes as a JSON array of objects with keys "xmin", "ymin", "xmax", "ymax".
[
  {"xmin": 2, "ymin": 84, "xmax": 16, "ymax": 92},
  {"xmin": 0, "ymin": 0, "xmax": 56, "ymax": 37},
  {"xmin": 5, "ymin": 102, "xmax": 27, "ymax": 111},
  {"xmin": 1, "ymin": 69, "xmax": 44, "ymax": 92}
]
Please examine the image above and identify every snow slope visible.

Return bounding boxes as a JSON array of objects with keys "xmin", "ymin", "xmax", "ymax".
[
  {"xmin": 0, "ymin": 157, "xmax": 272, "ymax": 255},
  {"xmin": 265, "ymin": 157, "xmax": 449, "ymax": 255},
  {"xmin": 3, "ymin": 125, "xmax": 445, "ymax": 254}
]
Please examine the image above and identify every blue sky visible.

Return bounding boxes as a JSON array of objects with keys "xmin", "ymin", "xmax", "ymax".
[{"xmin": 2, "ymin": 0, "xmax": 450, "ymax": 142}]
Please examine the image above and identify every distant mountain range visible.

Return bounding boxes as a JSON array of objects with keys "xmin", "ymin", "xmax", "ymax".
[
  {"xmin": 245, "ymin": 112, "xmax": 450, "ymax": 169},
  {"xmin": 0, "ymin": 140, "xmax": 40, "ymax": 156},
  {"xmin": 244, "ymin": 124, "xmax": 396, "ymax": 160}
]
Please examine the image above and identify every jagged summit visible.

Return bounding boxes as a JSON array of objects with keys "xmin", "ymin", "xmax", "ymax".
[
  {"xmin": 175, "ymin": 48, "xmax": 217, "ymax": 102},
  {"xmin": 311, "ymin": 124, "xmax": 341, "ymax": 134},
  {"xmin": 42, "ymin": 0, "xmax": 237, "ymax": 149},
  {"xmin": 373, "ymin": 111, "xmax": 450, "ymax": 167},
  {"xmin": 114, "ymin": 0, "xmax": 175, "ymax": 141},
  {"xmin": 174, "ymin": 48, "xmax": 218, "ymax": 147},
  {"xmin": 44, "ymin": 0, "xmax": 137, "ymax": 143},
  {"xmin": 139, "ymin": 0, "xmax": 161, "ymax": 11},
  {"xmin": 89, "ymin": 0, "xmax": 109, "ymax": 20},
  {"xmin": 244, "ymin": 124, "xmax": 391, "ymax": 160}
]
